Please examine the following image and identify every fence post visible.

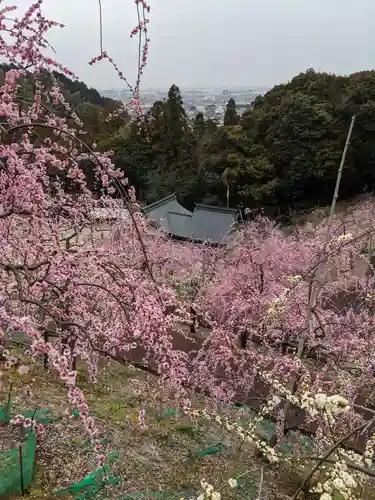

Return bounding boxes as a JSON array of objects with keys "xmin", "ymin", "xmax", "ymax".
[
  {"xmin": 19, "ymin": 443, "xmax": 25, "ymax": 496},
  {"xmin": 43, "ymin": 330, "xmax": 48, "ymax": 371}
]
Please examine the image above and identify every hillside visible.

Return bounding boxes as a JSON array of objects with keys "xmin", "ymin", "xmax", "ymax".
[
  {"xmin": 101, "ymin": 70, "xmax": 375, "ymax": 219},
  {"xmin": 2, "ymin": 62, "xmax": 374, "ymax": 221},
  {"xmin": 0, "ymin": 64, "xmax": 124, "ymax": 111}
]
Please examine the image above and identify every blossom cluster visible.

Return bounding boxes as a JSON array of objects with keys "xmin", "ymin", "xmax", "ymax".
[
  {"xmin": 10, "ymin": 413, "xmax": 45, "ymax": 437},
  {"xmin": 183, "ymin": 395, "xmax": 281, "ymax": 464},
  {"xmin": 312, "ymin": 460, "xmax": 360, "ymax": 500}
]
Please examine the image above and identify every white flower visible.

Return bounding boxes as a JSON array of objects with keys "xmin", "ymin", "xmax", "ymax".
[
  {"xmin": 314, "ymin": 482, "xmax": 323, "ymax": 493},
  {"xmin": 320, "ymin": 493, "xmax": 332, "ymax": 500},
  {"xmin": 328, "ymin": 395, "xmax": 349, "ymax": 415},
  {"xmin": 228, "ymin": 478, "xmax": 237, "ymax": 488},
  {"xmin": 272, "ymin": 395, "xmax": 281, "ymax": 405},
  {"xmin": 314, "ymin": 393, "xmax": 327, "ymax": 408},
  {"xmin": 200, "ymin": 481, "xmax": 208, "ymax": 490},
  {"xmin": 337, "ymin": 461, "xmax": 348, "ymax": 471},
  {"xmin": 365, "ymin": 458, "xmax": 372, "ymax": 467},
  {"xmin": 323, "ymin": 481, "xmax": 333, "ymax": 493},
  {"xmin": 211, "ymin": 493, "xmax": 221, "ymax": 500},
  {"xmin": 332, "ymin": 477, "xmax": 345, "ymax": 491},
  {"xmin": 328, "ymin": 395, "xmax": 348, "ymax": 406},
  {"xmin": 197, "ymin": 495, "xmax": 204, "ymax": 500},
  {"xmin": 341, "ymin": 472, "xmax": 357, "ymax": 488},
  {"xmin": 285, "ymin": 274, "xmax": 302, "ymax": 282},
  {"xmin": 332, "ymin": 406, "xmax": 349, "ymax": 415},
  {"xmin": 336, "ymin": 233, "xmax": 353, "ymax": 243}
]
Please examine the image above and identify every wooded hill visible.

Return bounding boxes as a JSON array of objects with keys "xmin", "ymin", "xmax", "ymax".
[
  {"xmin": 3, "ymin": 64, "xmax": 375, "ymax": 220},
  {"xmin": 99, "ymin": 70, "xmax": 375, "ymax": 221}
]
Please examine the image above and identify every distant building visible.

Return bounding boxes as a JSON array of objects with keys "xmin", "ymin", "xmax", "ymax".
[{"xmin": 143, "ymin": 194, "xmax": 240, "ymax": 245}]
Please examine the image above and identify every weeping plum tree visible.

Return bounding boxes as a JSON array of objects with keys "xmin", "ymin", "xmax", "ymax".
[
  {"xmin": 2, "ymin": 2, "xmax": 375, "ymax": 499},
  {"xmin": 191, "ymin": 202, "xmax": 375, "ymax": 493},
  {"xmin": 0, "ymin": 0, "xmax": 197, "ymax": 463}
]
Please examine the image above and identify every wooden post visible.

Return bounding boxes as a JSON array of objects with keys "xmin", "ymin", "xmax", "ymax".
[
  {"xmin": 19, "ymin": 444, "xmax": 25, "ymax": 496},
  {"xmin": 282, "ymin": 115, "xmax": 356, "ymax": 439},
  {"xmin": 43, "ymin": 330, "xmax": 48, "ymax": 371},
  {"xmin": 325, "ymin": 115, "xmax": 356, "ymax": 239},
  {"xmin": 70, "ymin": 338, "xmax": 77, "ymax": 370}
]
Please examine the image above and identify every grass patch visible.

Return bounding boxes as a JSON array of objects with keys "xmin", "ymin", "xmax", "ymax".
[{"xmin": 1, "ymin": 354, "xmax": 371, "ymax": 500}]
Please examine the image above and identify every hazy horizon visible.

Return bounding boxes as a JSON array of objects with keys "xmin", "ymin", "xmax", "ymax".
[
  {"xmin": 100, "ymin": 85, "xmax": 270, "ymax": 92},
  {"xmin": 11, "ymin": 0, "xmax": 375, "ymax": 91}
]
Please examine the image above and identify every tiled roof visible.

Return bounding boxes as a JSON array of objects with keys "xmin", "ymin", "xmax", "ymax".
[
  {"xmin": 143, "ymin": 195, "xmax": 240, "ymax": 244},
  {"xmin": 142, "ymin": 194, "xmax": 192, "ymax": 233},
  {"xmin": 190, "ymin": 204, "xmax": 239, "ymax": 243},
  {"xmin": 166, "ymin": 211, "xmax": 193, "ymax": 239}
]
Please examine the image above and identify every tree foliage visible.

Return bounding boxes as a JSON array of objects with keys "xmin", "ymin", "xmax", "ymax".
[{"xmin": 104, "ymin": 69, "xmax": 375, "ymax": 218}]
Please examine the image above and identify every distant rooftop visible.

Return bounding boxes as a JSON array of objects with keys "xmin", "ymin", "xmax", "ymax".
[
  {"xmin": 190, "ymin": 204, "xmax": 239, "ymax": 243},
  {"xmin": 143, "ymin": 195, "xmax": 240, "ymax": 244},
  {"xmin": 142, "ymin": 194, "xmax": 192, "ymax": 233}
]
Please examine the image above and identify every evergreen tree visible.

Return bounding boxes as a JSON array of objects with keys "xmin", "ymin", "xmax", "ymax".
[
  {"xmin": 164, "ymin": 84, "xmax": 187, "ymax": 145},
  {"xmin": 224, "ymin": 98, "xmax": 239, "ymax": 126},
  {"xmin": 193, "ymin": 112, "xmax": 206, "ymax": 138},
  {"xmin": 205, "ymin": 119, "xmax": 218, "ymax": 136}
]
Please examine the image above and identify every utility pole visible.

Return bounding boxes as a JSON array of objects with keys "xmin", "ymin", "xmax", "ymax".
[
  {"xmin": 326, "ymin": 114, "xmax": 356, "ymax": 239},
  {"xmin": 222, "ymin": 167, "xmax": 230, "ymax": 208},
  {"xmin": 281, "ymin": 114, "xmax": 356, "ymax": 441}
]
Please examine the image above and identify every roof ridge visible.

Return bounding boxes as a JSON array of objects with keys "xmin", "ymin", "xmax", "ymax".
[
  {"xmin": 143, "ymin": 194, "xmax": 177, "ymax": 213},
  {"xmin": 167, "ymin": 210, "xmax": 192, "ymax": 218},
  {"xmin": 194, "ymin": 204, "xmax": 239, "ymax": 215}
]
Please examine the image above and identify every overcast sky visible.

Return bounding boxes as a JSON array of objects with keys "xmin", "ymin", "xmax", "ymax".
[{"xmin": 14, "ymin": 0, "xmax": 375, "ymax": 90}]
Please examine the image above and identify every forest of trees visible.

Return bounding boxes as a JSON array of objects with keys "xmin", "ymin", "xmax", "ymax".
[
  {"xmin": 12, "ymin": 64, "xmax": 375, "ymax": 219},
  {"xmin": 97, "ymin": 69, "xmax": 375, "ymax": 218}
]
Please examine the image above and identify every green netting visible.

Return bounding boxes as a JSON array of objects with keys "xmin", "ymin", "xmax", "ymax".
[
  {"xmin": 55, "ymin": 451, "xmax": 121, "ymax": 499},
  {"xmin": 21, "ymin": 408, "xmax": 59, "ymax": 424},
  {"xmin": 0, "ymin": 388, "xmax": 59, "ymax": 497},
  {"xmin": 232, "ymin": 404, "xmax": 252, "ymax": 412},
  {"xmin": 0, "ymin": 406, "xmax": 9, "ymax": 423},
  {"xmin": 163, "ymin": 409, "xmax": 180, "ymax": 417},
  {"xmin": 0, "ymin": 430, "xmax": 37, "ymax": 496},
  {"xmin": 276, "ymin": 430, "xmax": 315, "ymax": 456},
  {"xmin": 0, "ymin": 387, "xmax": 13, "ymax": 423},
  {"xmin": 194, "ymin": 443, "xmax": 226, "ymax": 457},
  {"xmin": 154, "ymin": 408, "xmax": 180, "ymax": 422}
]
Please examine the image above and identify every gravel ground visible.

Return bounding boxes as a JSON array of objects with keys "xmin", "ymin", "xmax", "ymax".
[{"xmin": 0, "ymin": 422, "xmax": 25, "ymax": 451}]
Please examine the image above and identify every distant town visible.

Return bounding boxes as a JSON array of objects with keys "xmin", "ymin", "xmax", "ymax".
[{"xmin": 101, "ymin": 87, "xmax": 269, "ymax": 124}]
